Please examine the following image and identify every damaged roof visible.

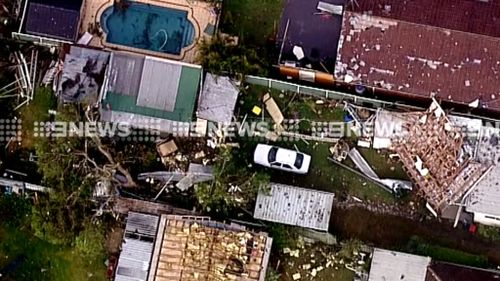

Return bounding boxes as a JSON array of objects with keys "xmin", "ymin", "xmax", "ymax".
[
  {"xmin": 390, "ymin": 100, "xmax": 491, "ymax": 211},
  {"xmin": 335, "ymin": 12, "xmax": 500, "ymax": 112},
  {"xmin": 197, "ymin": 73, "xmax": 239, "ymax": 123},
  {"xmin": 466, "ymin": 126, "xmax": 500, "ymax": 219},
  {"xmin": 148, "ymin": 215, "xmax": 272, "ymax": 281},
  {"xmin": 348, "ymin": 0, "xmax": 500, "ymax": 38},
  {"xmin": 58, "ymin": 46, "xmax": 110, "ymax": 102}
]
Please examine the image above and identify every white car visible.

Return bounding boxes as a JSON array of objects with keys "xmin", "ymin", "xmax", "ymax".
[{"xmin": 253, "ymin": 144, "xmax": 311, "ymax": 174}]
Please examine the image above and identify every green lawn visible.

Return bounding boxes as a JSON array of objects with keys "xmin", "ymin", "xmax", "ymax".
[
  {"xmin": 238, "ymin": 85, "xmax": 396, "ymax": 203},
  {"xmin": 221, "ymin": 0, "xmax": 284, "ymax": 46},
  {"xmin": 357, "ymin": 148, "xmax": 409, "ymax": 180},
  {"xmin": 19, "ymin": 87, "xmax": 57, "ymax": 148},
  {"xmin": 293, "ymin": 142, "xmax": 396, "ymax": 203},
  {"xmin": 405, "ymin": 236, "xmax": 489, "ymax": 268},
  {"xmin": 0, "ymin": 225, "xmax": 107, "ymax": 281}
]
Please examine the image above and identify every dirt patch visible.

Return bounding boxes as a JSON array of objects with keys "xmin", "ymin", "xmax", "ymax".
[{"xmin": 105, "ymin": 225, "xmax": 124, "ymax": 255}]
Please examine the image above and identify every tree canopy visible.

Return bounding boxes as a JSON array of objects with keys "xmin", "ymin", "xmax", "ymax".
[
  {"xmin": 197, "ymin": 34, "xmax": 266, "ymax": 78},
  {"xmin": 195, "ymin": 147, "xmax": 269, "ymax": 214}
]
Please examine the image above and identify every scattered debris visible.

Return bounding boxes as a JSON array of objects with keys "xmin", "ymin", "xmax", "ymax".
[
  {"xmin": 263, "ymin": 92, "xmax": 285, "ymax": 125},
  {"xmin": 138, "ymin": 163, "xmax": 214, "ymax": 192},
  {"xmin": 156, "ymin": 139, "xmax": 178, "ymax": 160},
  {"xmin": 348, "ymin": 148, "xmax": 412, "ymax": 194}
]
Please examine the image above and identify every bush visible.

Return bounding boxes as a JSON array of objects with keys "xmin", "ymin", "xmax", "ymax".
[
  {"xmin": 197, "ymin": 34, "xmax": 266, "ymax": 77},
  {"xmin": 75, "ymin": 222, "xmax": 106, "ymax": 258},
  {"xmin": 265, "ymin": 267, "xmax": 281, "ymax": 281},
  {"xmin": 267, "ymin": 223, "xmax": 296, "ymax": 251},
  {"xmin": 406, "ymin": 236, "xmax": 489, "ymax": 267},
  {"xmin": 477, "ymin": 225, "xmax": 500, "ymax": 242},
  {"xmin": 0, "ymin": 194, "xmax": 31, "ymax": 227}
]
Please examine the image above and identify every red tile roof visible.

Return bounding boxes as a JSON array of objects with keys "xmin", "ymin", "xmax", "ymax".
[
  {"xmin": 348, "ymin": 0, "xmax": 500, "ymax": 38},
  {"xmin": 335, "ymin": 12, "xmax": 500, "ymax": 111}
]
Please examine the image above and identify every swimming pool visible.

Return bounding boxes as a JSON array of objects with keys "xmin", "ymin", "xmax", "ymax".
[{"xmin": 100, "ymin": 2, "xmax": 195, "ymax": 56}]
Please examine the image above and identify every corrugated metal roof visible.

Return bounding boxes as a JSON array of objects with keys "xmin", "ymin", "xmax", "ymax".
[
  {"xmin": 25, "ymin": 2, "xmax": 81, "ymax": 41},
  {"xmin": 369, "ymin": 248, "xmax": 430, "ymax": 281},
  {"xmin": 115, "ymin": 212, "xmax": 159, "ymax": 281},
  {"xmin": 336, "ymin": 12, "xmax": 500, "ymax": 112},
  {"xmin": 197, "ymin": 73, "xmax": 239, "ymax": 123},
  {"xmin": 254, "ymin": 183, "xmax": 334, "ymax": 231},
  {"xmin": 102, "ymin": 53, "xmax": 201, "ymax": 125},
  {"xmin": 136, "ymin": 57, "xmax": 182, "ymax": 112},
  {"xmin": 107, "ymin": 53, "xmax": 144, "ymax": 98},
  {"xmin": 348, "ymin": 0, "xmax": 500, "ymax": 38},
  {"xmin": 466, "ymin": 126, "xmax": 500, "ymax": 217},
  {"xmin": 125, "ymin": 212, "xmax": 159, "ymax": 237}
]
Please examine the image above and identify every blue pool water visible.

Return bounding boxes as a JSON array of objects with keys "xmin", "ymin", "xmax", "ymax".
[{"xmin": 100, "ymin": 2, "xmax": 195, "ymax": 55}]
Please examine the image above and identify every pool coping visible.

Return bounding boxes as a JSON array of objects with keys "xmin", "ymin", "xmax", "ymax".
[{"xmin": 95, "ymin": 0, "xmax": 201, "ymax": 61}]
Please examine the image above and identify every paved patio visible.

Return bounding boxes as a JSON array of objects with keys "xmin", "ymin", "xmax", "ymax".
[{"xmin": 79, "ymin": 0, "xmax": 218, "ymax": 63}]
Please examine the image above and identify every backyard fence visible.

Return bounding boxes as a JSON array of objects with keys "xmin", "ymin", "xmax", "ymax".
[
  {"xmin": 245, "ymin": 75, "xmax": 500, "ymax": 123},
  {"xmin": 245, "ymin": 75, "xmax": 422, "ymax": 111}
]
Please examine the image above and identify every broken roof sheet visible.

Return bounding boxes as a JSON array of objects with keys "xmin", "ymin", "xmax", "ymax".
[
  {"xmin": 373, "ymin": 109, "xmax": 407, "ymax": 149},
  {"xmin": 148, "ymin": 215, "xmax": 272, "ymax": 281},
  {"xmin": 348, "ymin": 0, "xmax": 500, "ymax": 38},
  {"xmin": 115, "ymin": 212, "xmax": 159, "ymax": 281},
  {"xmin": 197, "ymin": 73, "xmax": 239, "ymax": 123},
  {"xmin": 426, "ymin": 261, "xmax": 500, "ymax": 281},
  {"xmin": 25, "ymin": 0, "xmax": 83, "ymax": 41},
  {"xmin": 335, "ymin": 12, "xmax": 500, "ymax": 112},
  {"xmin": 254, "ymin": 183, "xmax": 334, "ymax": 231},
  {"xmin": 369, "ymin": 248, "xmax": 430, "ymax": 281},
  {"xmin": 58, "ymin": 46, "xmax": 110, "ymax": 102},
  {"xmin": 466, "ymin": 126, "xmax": 500, "ymax": 218}
]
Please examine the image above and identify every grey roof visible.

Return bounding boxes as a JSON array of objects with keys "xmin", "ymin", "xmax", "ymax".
[
  {"xmin": 136, "ymin": 58, "xmax": 181, "ymax": 112},
  {"xmin": 466, "ymin": 126, "xmax": 500, "ymax": 217},
  {"xmin": 25, "ymin": 1, "xmax": 82, "ymax": 41},
  {"xmin": 107, "ymin": 53, "xmax": 144, "ymax": 97},
  {"xmin": 58, "ymin": 46, "xmax": 110, "ymax": 102},
  {"xmin": 197, "ymin": 73, "xmax": 239, "ymax": 123},
  {"xmin": 369, "ymin": 248, "xmax": 431, "ymax": 281},
  {"xmin": 254, "ymin": 183, "xmax": 334, "ymax": 231},
  {"xmin": 115, "ymin": 212, "xmax": 159, "ymax": 281}
]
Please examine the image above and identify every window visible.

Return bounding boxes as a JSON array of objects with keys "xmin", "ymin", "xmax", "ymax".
[
  {"xmin": 268, "ymin": 147, "xmax": 278, "ymax": 163},
  {"xmin": 270, "ymin": 162, "xmax": 281, "ymax": 167},
  {"xmin": 282, "ymin": 164, "xmax": 292, "ymax": 170},
  {"xmin": 294, "ymin": 153, "xmax": 304, "ymax": 169}
]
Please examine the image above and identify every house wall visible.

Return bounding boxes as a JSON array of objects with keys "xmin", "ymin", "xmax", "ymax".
[{"xmin": 473, "ymin": 212, "xmax": 500, "ymax": 227}]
